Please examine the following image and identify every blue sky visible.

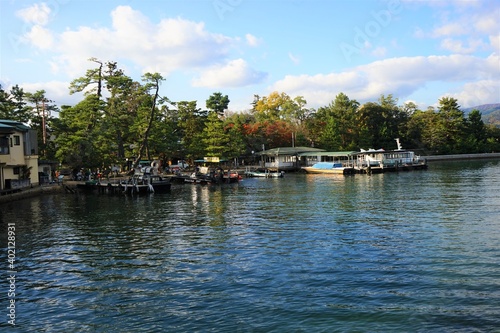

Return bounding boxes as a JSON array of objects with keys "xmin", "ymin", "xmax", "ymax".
[{"xmin": 1, "ymin": 0, "xmax": 499, "ymax": 112}]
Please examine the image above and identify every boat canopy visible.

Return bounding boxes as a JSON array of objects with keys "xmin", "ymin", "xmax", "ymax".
[
  {"xmin": 257, "ymin": 147, "xmax": 325, "ymax": 156},
  {"xmin": 312, "ymin": 162, "xmax": 343, "ymax": 168},
  {"xmin": 298, "ymin": 151, "xmax": 356, "ymax": 157}
]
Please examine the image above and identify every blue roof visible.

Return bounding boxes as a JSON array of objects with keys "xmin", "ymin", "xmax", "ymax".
[{"xmin": 0, "ymin": 120, "xmax": 31, "ymax": 131}]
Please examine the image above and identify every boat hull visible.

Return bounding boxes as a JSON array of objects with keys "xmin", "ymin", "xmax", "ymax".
[
  {"xmin": 77, "ymin": 180, "xmax": 171, "ymax": 194},
  {"xmin": 245, "ymin": 169, "xmax": 284, "ymax": 178},
  {"xmin": 302, "ymin": 167, "xmax": 354, "ymax": 175}
]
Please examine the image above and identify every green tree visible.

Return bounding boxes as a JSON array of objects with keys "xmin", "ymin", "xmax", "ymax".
[
  {"xmin": 0, "ymin": 84, "xmax": 16, "ymax": 120},
  {"xmin": 317, "ymin": 92, "xmax": 359, "ymax": 150},
  {"xmin": 10, "ymin": 85, "xmax": 33, "ymax": 123},
  {"xmin": 407, "ymin": 109, "xmax": 439, "ymax": 153},
  {"xmin": 225, "ymin": 111, "xmax": 263, "ymax": 156},
  {"xmin": 0, "ymin": 85, "xmax": 32, "ymax": 122},
  {"xmin": 24, "ymin": 90, "xmax": 58, "ymax": 158},
  {"xmin": 202, "ymin": 111, "xmax": 230, "ymax": 158},
  {"xmin": 176, "ymin": 101, "xmax": 206, "ymax": 160},
  {"xmin": 356, "ymin": 102, "xmax": 385, "ymax": 149},
  {"xmin": 224, "ymin": 119, "xmax": 246, "ymax": 161},
  {"xmin": 402, "ymin": 101, "xmax": 419, "ymax": 116},
  {"xmin": 436, "ymin": 97, "xmax": 466, "ymax": 153},
  {"xmin": 69, "ymin": 57, "xmax": 104, "ymax": 98},
  {"xmin": 53, "ymin": 95, "xmax": 105, "ymax": 168},
  {"xmin": 206, "ymin": 92, "xmax": 230, "ymax": 116},
  {"xmin": 148, "ymin": 103, "xmax": 180, "ymax": 166},
  {"xmin": 132, "ymin": 73, "xmax": 166, "ymax": 167},
  {"xmin": 355, "ymin": 95, "xmax": 408, "ymax": 150},
  {"xmin": 485, "ymin": 124, "xmax": 500, "ymax": 152},
  {"xmin": 102, "ymin": 62, "xmax": 138, "ymax": 162},
  {"xmin": 464, "ymin": 109, "xmax": 486, "ymax": 152}
]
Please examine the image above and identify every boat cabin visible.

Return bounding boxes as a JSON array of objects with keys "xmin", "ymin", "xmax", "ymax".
[{"xmin": 298, "ymin": 151, "xmax": 356, "ymax": 167}]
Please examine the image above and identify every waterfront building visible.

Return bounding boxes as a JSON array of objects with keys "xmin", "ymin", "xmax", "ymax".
[
  {"xmin": 257, "ymin": 147, "xmax": 325, "ymax": 171},
  {"xmin": 0, "ymin": 119, "xmax": 39, "ymax": 191}
]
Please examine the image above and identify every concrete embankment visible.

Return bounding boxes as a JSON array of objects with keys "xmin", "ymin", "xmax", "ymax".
[
  {"xmin": 424, "ymin": 152, "xmax": 500, "ymax": 161},
  {"xmin": 0, "ymin": 184, "xmax": 66, "ymax": 204}
]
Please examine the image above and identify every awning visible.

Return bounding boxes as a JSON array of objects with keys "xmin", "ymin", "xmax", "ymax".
[{"xmin": 257, "ymin": 146, "xmax": 325, "ymax": 156}]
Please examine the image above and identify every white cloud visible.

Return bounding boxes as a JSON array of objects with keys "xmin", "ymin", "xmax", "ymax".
[
  {"xmin": 16, "ymin": 3, "xmax": 51, "ymax": 25},
  {"xmin": 24, "ymin": 25, "xmax": 54, "ymax": 50},
  {"xmin": 19, "ymin": 80, "xmax": 76, "ymax": 106},
  {"xmin": 411, "ymin": 1, "xmax": 499, "ymax": 54},
  {"xmin": 449, "ymin": 80, "xmax": 500, "ymax": 107},
  {"xmin": 474, "ymin": 15, "xmax": 498, "ymax": 35},
  {"xmin": 440, "ymin": 38, "xmax": 486, "ymax": 54},
  {"xmin": 271, "ymin": 54, "xmax": 500, "ymax": 108},
  {"xmin": 192, "ymin": 58, "xmax": 267, "ymax": 88},
  {"xmin": 23, "ymin": 5, "xmax": 240, "ymax": 79},
  {"xmin": 371, "ymin": 46, "xmax": 387, "ymax": 57},
  {"xmin": 473, "ymin": 10, "xmax": 500, "ymax": 53},
  {"xmin": 489, "ymin": 34, "xmax": 500, "ymax": 54},
  {"xmin": 432, "ymin": 22, "xmax": 467, "ymax": 37},
  {"xmin": 245, "ymin": 33, "xmax": 261, "ymax": 47},
  {"xmin": 401, "ymin": 0, "xmax": 481, "ymax": 9}
]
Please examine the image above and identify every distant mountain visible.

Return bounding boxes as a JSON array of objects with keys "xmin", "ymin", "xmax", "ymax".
[{"xmin": 463, "ymin": 103, "xmax": 500, "ymax": 126}]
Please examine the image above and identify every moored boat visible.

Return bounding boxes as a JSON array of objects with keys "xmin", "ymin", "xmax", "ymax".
[
  {"xmin": 302, "ymin": 162, "xmax": 354, "ymax": 175},
  {"xmin": 177, "ymin": 167, "xmax": 241, "ymax": 185},
  {"xmin": 245, "ymin": 168, "xmax": 284, "ymax": 178},
  {"xmin": 352, "ymin": 139, "xmax": 427, "ymax": 173},
  {"xmin": 77, "ymin": 168, "xmax": 172, "ymax": 194}
]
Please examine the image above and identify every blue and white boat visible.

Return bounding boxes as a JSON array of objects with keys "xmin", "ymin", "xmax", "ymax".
[{"xmin": 302, "ymin": 162, "xmax": 354, "ymax": 174}]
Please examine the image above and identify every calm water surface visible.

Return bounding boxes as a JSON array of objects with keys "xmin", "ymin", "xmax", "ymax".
[{"xmin": 1, "ymin": 160, "xmax": 499, "ymax": 332}]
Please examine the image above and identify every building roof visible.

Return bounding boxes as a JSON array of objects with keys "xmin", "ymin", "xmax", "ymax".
[
  {"xmin": 298, "ymin": 151, "xmax": 357, "ymax": 157},
  {"xmin": 0, "ymin": 123, "xmax": 16, "ymax": 134},
  {"xmin": 0, "ymin": 119, "xmax": 31, "ymax": 132},
  {"xmin": 257, "ymin": 146, "xmax": 325, "ymax": 156}
]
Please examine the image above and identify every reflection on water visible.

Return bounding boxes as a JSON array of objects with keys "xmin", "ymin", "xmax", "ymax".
[{"xmin": 1, "ymin": 160, "xmax": 499, "ymax": 332}]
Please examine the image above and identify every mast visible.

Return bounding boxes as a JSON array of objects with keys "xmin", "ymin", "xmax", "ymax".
[{"xmin": 395, "ymin": 138, "xmax": 403, "ymax": 150}]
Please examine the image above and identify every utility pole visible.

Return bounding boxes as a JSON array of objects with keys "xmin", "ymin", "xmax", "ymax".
[{"xmin": 41, "ymin": 98, "xmax": 47, "ymax": 145}]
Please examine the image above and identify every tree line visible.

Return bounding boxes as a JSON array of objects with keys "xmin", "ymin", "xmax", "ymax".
[{"xmin": 1, "ymin": 59, "xmax": 499, "ymax": 170}]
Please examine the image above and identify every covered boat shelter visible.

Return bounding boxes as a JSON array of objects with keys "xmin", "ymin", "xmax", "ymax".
[
  {"xmin": 256, "ymin": 147, "xmax": 325, "ymax": 171},
  {"xmin": 298, "ymin": 151, "xmax": 356, "ymax": 167}
]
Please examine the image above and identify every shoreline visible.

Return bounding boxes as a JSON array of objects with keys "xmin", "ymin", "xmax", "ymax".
[
  {"xmin": 424, "ymin": 152, "xmax": 500, "ymax": 161},
  {"xmin": 1, "ymin": 152, "xmax": 500, "ymax": 204},
  {"xmin": 0, "ymin": 184, "xmax": 65, "ymax": 205}
]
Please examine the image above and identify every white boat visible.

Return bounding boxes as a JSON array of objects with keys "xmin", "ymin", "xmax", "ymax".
[
  {"xmin": 302, "ymin": 162, "xmax": 354, "ymax": 174},
  {"xmin": 353, "ymin": 139, "xmax": 427, "ymax": 173},
  {"xmin": 299, "ymin": 151, "xmax": 355, "ymax": 174},
  {"xmin": 245, "ymin": 168, "xmax": 284, "ymax": 178}
]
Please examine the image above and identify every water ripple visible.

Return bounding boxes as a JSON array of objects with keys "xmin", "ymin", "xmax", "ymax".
[{"xmin": 1, "ymin": 160, "xmax": 499, "ymax": 332}]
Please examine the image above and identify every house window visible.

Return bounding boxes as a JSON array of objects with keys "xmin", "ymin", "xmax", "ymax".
[
  {"xmin": 14, "ymin": 135, "xmax": 20, "ymax": 146},
  {"xmin": 0, "ymin": 137, "xmax": 9, "ymax": 154},
  {"xmin": 13, "ymin": 167, "xmax": 20, "ymax": 175}
]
